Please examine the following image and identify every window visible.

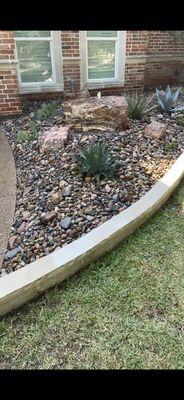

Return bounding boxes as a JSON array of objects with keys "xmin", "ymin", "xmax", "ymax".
[
  {"xmin": 14, "ymin": 31, "xmax": 63, "ymax": 93},
  {"xmin": 87, "ymin": 31, "xmax": 117, "ymax": 80},
  {"xmin": 80, "ymin": 31, "xmax": 126, "ymax": 87}
]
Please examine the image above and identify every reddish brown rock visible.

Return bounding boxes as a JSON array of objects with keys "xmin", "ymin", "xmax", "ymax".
[
  {"xmin": 51, "ymin": 192, "xmax": 61, "ymax": 205},
  {"xmin": 39, "ymin": 125, "xmax": 71, "ymax": 153},
  {"xmin": 22, "ymin": 211, "xmax": 30, "ymax": 220},
  {"xmin": 17, "ymin": 221, "xmax": 26, "ymax": 234},
  {"xmin": 62, "ymin": 96, "xmax": 129, "ymax": 131},
  {"xmin": 144, "ymin": 121, "xmax": 167, "ymax": 140},
  {"xmin": 41, "ymin": 210, "xmax": 58, "ymax": 224},
  {"xmin": 8, "ymin": 235, "xmax": 17, "ymax": 250}
]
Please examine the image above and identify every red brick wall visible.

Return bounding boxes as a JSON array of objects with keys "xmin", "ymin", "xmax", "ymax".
[
  {"xmin": 0, "ymin": 31, "xmax": 22, "ymax": 116},
  {"xmin": 60, "ymin": 31, "xmax": 80, "ymax": 57},
  {"xmin": 61, "ymin": 31, "xmax": 81, "ymax": 92},
  {"xmin": 147, "ymin": 31, "xmax": 184, "ymax": 55},
  {"xmin": 123, "ymin": 31, "xmax": 149, "ymax": 90},
  {"xmin": 145, "ymin": 60, "xmax": 184, "ymax": 87},
  {"xmin": 62, "ymin": 63, "xmax": 81, "ymax": 92},
  {"xmin": 20, "ymin": 92, "xmax": 63, "ymax": 102},
  {"xmin": 145, "ymin": 31, "xmax": 184, "ymax": 87},
  {"xmin": 0, "ymin": 31, "xmax": 15, "ymax": 61},
  {"xmin": 126, "ymin": 30, "xmax": 150, "ymax": 56}
]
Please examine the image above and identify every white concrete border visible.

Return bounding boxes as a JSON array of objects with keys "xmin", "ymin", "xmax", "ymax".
[{"xmin": 0, "ymin": 152, "xmax": 184, "ymax": 316}]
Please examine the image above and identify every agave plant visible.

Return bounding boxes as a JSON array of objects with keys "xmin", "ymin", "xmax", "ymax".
[
  {"xmin": 125, "ymin": 92, "xmax": 156, "ymax": 120},
  {"xmin": 76, "ymin": 142, "xmax": 118, "ymax": 180},
  {"xmin": 156, "ymin": 85, "xmax": 181, "ymax": 113}
]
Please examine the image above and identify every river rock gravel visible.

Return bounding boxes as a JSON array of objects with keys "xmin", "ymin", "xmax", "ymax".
[{"xmin": 1, "ymin": 99, "xmax": 184, "ymax": 276}]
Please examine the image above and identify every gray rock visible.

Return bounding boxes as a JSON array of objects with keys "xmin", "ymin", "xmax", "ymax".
[
  {"xmin": 86, "ymin": 215, "xmax": 94, "ymax": 221},
  {"xmin": 112, "ymin": 194, "xmax": 119, "ymax": 202},
  {"xmin": 13, "ymin": 219, "xmax": 23, "ymax": 229},
  {"xmin": 86, "ymin": 208, "xmax": 95, "ymax": 216},
  {"xmin": 62, "ymin": 186, "xmax": 72, "ymax": 197},
  {"xmin": 22, "ymin": 211, "xmax": 30, "ymax": 220},
  {"xmin": 4, "ymin": 246, "xmax": 21, "ymax": 261},
  {"xmin": 61, "ymin": 217, "xmax": 72, "ymax": 229}
]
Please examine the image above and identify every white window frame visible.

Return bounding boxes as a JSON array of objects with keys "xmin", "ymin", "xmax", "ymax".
[
  {"xmin": 80, "ymin": 31, "xmax": 126, "ymax": 89},
  {"xmin": 14, "ymin": 31, "xmax": 63, "ymax": 93}
]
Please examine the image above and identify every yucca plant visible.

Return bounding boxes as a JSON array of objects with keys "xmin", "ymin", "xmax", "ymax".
[
  {"xmin": 156, "ymin": 85, "xmax": 181, "ymax": 113},
  {"xmin": 125, "ymin": 92, "xmax": 156, "ymax": 120},
  {"xmin": 36, "ymin": 101, "xmax": 58, "ymax": 121},
  {"xmin": 76, "ymin": 142, "xmax": 118, "ymax": 180}
]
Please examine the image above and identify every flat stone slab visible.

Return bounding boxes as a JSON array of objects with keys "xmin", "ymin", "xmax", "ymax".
[
  {"xmin": 39, "ymin": 125, "xmax": 72, "ymax": 153},
  {"xmin": 62, "ymin": 96, "xmax": 129, "ymax": 131}
]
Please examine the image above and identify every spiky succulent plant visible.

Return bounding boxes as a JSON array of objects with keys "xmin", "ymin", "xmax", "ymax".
[
  {"xmin": 125, "ymin": 92, "xmax": 156, "ymax": 120},
  {"xmin": 156, "ymin": 85, "xmax": 181, "ymax": 113},
  {"xmin": 76, "ymin": 142, "xmax": 118, "ymax": 180}
]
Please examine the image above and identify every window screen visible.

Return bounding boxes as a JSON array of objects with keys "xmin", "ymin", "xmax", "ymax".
[
  {"xmin": 88, "ymin": 41, "xmax": 115, "ymax": 79},
  {"xmin": 16, "ymin": 41, "xmax": 52, "ymax": 83},
  {"xmin": 86, "ymin": 31, "xmax": 117, "ymax": 80},
  {"xmin": 14, "ymin": 31, "xmax": 53, "ymax": 84}
]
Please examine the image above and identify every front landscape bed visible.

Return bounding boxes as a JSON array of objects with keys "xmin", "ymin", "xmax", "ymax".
[
  {"xmin": 1, "ymin": 179, "xmax": 184, "ymax": 369},
  {"xmin": 1, "ymin": 97, "xmax": 184, "ymax": 276},
  {"xmin": 0, "ymin": 152, "xmax": 184, "ymax": 316}
]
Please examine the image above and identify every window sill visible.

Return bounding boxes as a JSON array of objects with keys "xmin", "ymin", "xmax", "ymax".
[
  {"xmin": 19, "ymin": 83, "xmax": 63, "ymax": 94},
  {"xmin": 83, "ymin": 80, "xmax": 124, "ymax": 90}
]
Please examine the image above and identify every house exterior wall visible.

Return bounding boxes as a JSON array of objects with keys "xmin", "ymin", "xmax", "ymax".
[
  {"xmin": 0, "ymin": 30, "xmax": 184, "ymax": 116},
  {"xmin": 144, "ymin": 31, "xmax": 184, "ymax": 87},
  {"xmin": 0, "ymin": 31, "xmax": 22, "ymax": 116}
]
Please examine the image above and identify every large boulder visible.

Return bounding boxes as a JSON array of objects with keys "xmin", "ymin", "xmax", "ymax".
[
  {"xmin": 144, "ymin": 121, "xmax": 167, "ymax": 140},
  {"xmin": 39, "ymin": 125, "xmax": 72, "ymax": 153},
  {"xmin": 62, "ymin": 96, "xmax": 129, "ymax": 131}
]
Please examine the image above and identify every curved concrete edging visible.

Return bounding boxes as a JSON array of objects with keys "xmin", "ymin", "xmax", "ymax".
[
  {"xmin": 0, "ymin": 152, "xmax": 184, "ymax": 316},
  {"xmin": 0, "ymin": 129, "xmax": 16, "ymax": 270}
]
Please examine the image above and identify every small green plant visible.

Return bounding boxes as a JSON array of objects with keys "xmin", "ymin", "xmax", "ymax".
[
  {"xmin": 76, "ymin": 142, "xmax": 118, "ymax": 180},
  {"xmin": 17, "ymin": 130, "xmax": 30, "ymax": 142},
  {"xmin": 125, "ymin": 92, "xmax": 156, "ymax": 120},
  {"xmin": 164, "ymin": 142, "xmax": 178, "ymax": 152},
  {"xmin": 176, "ymin": 114, "xmax": 184, "ymax": 127},
  {"xmin": 29, "ymin": 121, "xmax": 39, "ymax": 140},
  {"xmin": 156, "ymin": 85, "xmax": 181, "ymax": 113},
  {"xmin": 17, "ymin": 121, "xmax": 39, "ymax": 142},
  {"xmin": 36, "ymin": 101, "xmax": 58, "ymax": 121}
]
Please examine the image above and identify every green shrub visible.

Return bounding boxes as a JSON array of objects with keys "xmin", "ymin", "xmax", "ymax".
[
  {"xmin": 125, "ymin": 92, "xmax": 156, "ymax": 120},
  {"xmin": 29, "ymin": 121, "xmax": 39, "ymax": 140},
  {"xmin": 76, "ymin": 142, "xmax": 118, "ymax": 180},
  {"xmin": 164, "ymin": 142, "xmax": 178, "ymax": 152},
  {"xmin": 17, "ymin": 131, "xmax": 30, "ymax": 142},
  {"xmin": 36, "ymin": 101, "xmax": 58, "ymax": 121},
  {"xmin": 176, "ymin": 114, "xmax": 184, "ymax": 127},
  {"xmin": 156, "ymin": 85, "xmax": 181, "ymax": 113},
  {"xmin": 17, "ymin": 121, "xmax": 39, "ymax": 142}
]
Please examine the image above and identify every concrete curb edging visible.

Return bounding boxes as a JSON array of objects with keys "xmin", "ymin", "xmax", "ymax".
[
  {"xmin": 0, "ymin": 129, "xmax": 16, "ymax": 270},
  {"xmin": 0, "ymin": 152, "xmax": 184, "ymax": 316}
]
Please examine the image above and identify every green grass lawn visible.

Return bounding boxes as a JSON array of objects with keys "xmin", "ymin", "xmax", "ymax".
[{"xmin": 1, "ymin": 180, "xmax": 184, "ymax": 369}]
